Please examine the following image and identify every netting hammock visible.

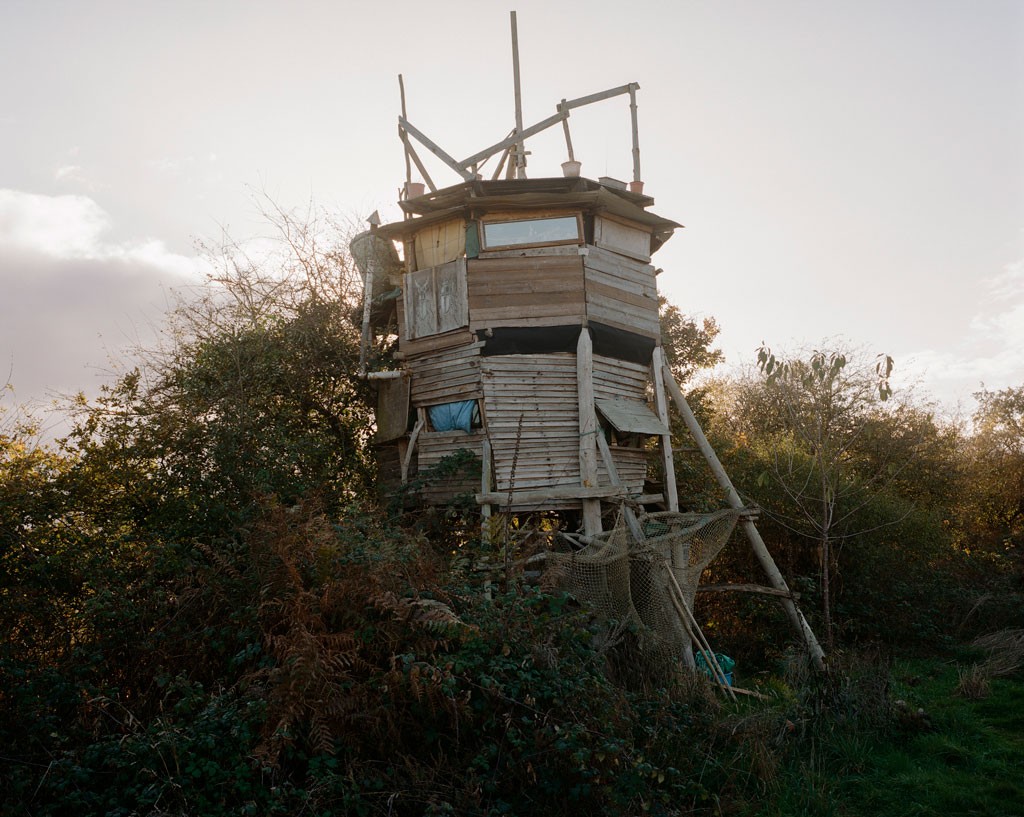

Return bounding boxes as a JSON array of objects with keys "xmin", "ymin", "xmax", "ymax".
[{"xmin": 546, "ymin": 508, "xmax": 746, "ymax": 679}]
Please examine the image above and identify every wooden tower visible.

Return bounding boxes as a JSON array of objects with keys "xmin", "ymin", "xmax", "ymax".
[
  {"xmin": 355, "ymin": 52, "xmax": 683, "ymax": 536},
  {"xmin": 354, "ymin": 13, "xmax": 826, "ymax": 667}
]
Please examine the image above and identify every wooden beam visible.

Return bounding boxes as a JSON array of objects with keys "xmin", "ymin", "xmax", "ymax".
[
  {"xmin": 358, "ymin": 230, "xmax": 377, "ymax": 374},
  {"xmin": 399, "ymin": 129, "xmax": 437, "ymax": 192},
  {"xmin": 629, "ymin": 84, "xmax": 641, "ymax": 183},
  {"xmin": 559, "ymin": 82, "xmax": 639, "ymax": 112},
  {"xmin": 475, "ymin": 485, "xmax": 628, "ymax": 506},
  {"xmin": 510, "ymin": 10, "xmax": 525, "ymax": 179},
  {"xmin": 595, "ymin": 432, "xmax": 645, "ymax": 544},
  {"xmin": 660, "ymin": 360, "xmax": 826, "ymax": 670},
  {"xmin": 576, "ymin": 328, "xmax": 602, "ymax": 535},
  {"xmin": 480, "ymin": 438, "xmax": 493, "ymax": 543},
  {"xmin": 399, "ymin": 116, "xmax": 474, "ymax": 180},
  {"xmin": 457, "ymin": 110, "xmax": 569, "ymax": 172},
  {"xmin": 559, "ymin": 98, "xmax": 575, "ymax": 162},
  {"xmin": 401, "ymin": 416, "xmax": 424, "ymax": 484},
  {"xmin": 398, "ymin": 74, "xmax": 411, "ymax": 187},
  {"xmin": 651, "ymin": 348, "xmax": 679, "ymax": 513}
]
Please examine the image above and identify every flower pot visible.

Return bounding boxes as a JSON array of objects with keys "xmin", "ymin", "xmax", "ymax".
[
  {"xmin": 404, "ymin": 181, "xmax": 426, "ymax": 199},
  {"xmin": 561, "ymin": 160, "xmax": 582, "ymax": 178},
  {"xmin": 628, "ymin": 180, "xmax": 645, "ymax": 195}
]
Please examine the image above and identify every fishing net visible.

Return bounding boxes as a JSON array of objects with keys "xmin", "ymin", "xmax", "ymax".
[{"xmin": 546, "ymin": 508, "xmax": 745, "ymax": 674}]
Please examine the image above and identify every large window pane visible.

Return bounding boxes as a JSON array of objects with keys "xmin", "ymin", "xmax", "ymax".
[{"xmin": 482, "ymin": 216, "xmax": 580, "ymax": 249}]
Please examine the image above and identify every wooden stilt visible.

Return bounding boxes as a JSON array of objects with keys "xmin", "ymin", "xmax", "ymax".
[
  {"xmin": 576, "ymin": 327, "xmax": 602, "ymax": 536},
  {"xmin": 652, "ymin": 347, "xmax": 679, "ymax": 513}
]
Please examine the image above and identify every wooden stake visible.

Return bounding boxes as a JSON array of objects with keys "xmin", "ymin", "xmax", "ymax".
[{"xmin": 664, "ymin": 566, "xmax": 736, "ymax": 701}]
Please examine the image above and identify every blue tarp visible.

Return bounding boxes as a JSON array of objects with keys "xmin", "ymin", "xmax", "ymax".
[{"xmin": 428, "ymin": 400, "xmax": 476, "ymax": 433}]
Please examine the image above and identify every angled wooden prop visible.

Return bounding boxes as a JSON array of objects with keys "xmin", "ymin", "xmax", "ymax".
[{"xmin": 660, "ymin": 360, "xmax": 827, "ymax": 671}]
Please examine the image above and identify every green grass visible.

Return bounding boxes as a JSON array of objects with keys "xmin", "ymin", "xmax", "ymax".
[{"xmin": 752, "ymin": 656, "xmax": 1024, "ymax": 817}]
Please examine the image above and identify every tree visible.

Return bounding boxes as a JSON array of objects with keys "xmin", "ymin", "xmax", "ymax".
[
  {"xmin": 963, "ymin": 386, "xmax": 1024, "ymax": 560},
  {"xmin": 744, "ymin": 345, "xmax": 898, "ymax": 647},
  {"xmin": 659, "ymin": 297, "xmax": 724, "ymax": 386}
]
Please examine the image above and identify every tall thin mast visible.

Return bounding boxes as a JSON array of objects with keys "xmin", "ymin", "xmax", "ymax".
[{"xmin": 510, "ymin": 11, "xmax": 526, "ymax": 179}]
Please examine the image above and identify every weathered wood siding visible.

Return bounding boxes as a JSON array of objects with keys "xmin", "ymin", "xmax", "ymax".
[
  {"xmin": 478, "ymin": 351, "xmax": 650, "ymax": 505},
  {"xmin": 593, "ymin": 354, "xmax": 651, "ymax": 401},
  {"xmin": 480, "ymin": 353, "xmax": 581, "ymax": 501},
  {"xmin": 409, "ymin": 342, "xmax": 484, "ymax": 407},
  {"xmin": 594, "ymin": 355, "xmax": 653, "ymax": 492},
  {"xmin": 416, "ymin": 430, "xmax": 483, "ymax": 504},
  {"xmin": 467, "ymin": 255, "xmax": 586, "ymax": 330},
  {"xmin": 597, "ymin": 445, "xmax": 649, "ymax": 494},
  {"xmin": 583, "ymin": 246, "xmax": 660, "ymax": 338},
  {"xmin": 593, "ymin": 214, "xmax": 652, "ymax": 262}
]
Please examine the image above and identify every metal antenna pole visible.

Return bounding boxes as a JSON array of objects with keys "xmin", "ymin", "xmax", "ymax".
[{"xmin": 510, "ymin": 11, "xmax": 526, "ymax": 179}]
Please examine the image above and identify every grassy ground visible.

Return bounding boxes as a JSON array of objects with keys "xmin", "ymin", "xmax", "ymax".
[{"xmin": 757, "ymin": 653, "xmax": 1024, "ymax": 817}]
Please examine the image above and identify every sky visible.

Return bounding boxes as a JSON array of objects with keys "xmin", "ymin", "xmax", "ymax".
[{"xmin": 2, "ymin": 0, "xmax": 1022, "ymax": 435}]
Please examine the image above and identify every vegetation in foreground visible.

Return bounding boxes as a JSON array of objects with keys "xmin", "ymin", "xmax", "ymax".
[{"xmin": 2, "ymin": 206, "xmax": 1022, "ymax": 815}]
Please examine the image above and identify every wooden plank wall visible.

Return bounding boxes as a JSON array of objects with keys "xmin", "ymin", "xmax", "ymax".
[
  {"xmin": 594, "ymin": 355, "xmax": 653, "ymax": 493},
  {"xmin": 593, "ymin": 354, "xmax": 651, "ymax": 401},
  {"xmin": 480, "ymin": 353, "xmax": 581, "ymax": 499},
  {"xmin": 467, "ymin": 255, "xmax": 586, "ymax": 331},
  {"xmin": 409, "ymin": 342, "xmax": 484, "ymax": 407},
  {"xmin": 597, "ymin": 446, "xmax": 648, "ymax": 494},
  {"xmin": 583, "ymin": 246, "xmax": 660, "ymax": 338},
  {"xmin": 416, "ymin": 431, "xmax": 484, "ymax": 504}
]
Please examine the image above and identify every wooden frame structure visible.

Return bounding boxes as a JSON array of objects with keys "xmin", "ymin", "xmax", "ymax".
[
  {"xmin": 352, "ymin": 14, "xmax": 826, "ymax": 668},
  {"xmin": 365, "ymin": 176, "xmax": 677, "ymax": 532}
]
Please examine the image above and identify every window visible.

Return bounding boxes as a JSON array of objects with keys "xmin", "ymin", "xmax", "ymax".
[{"xmin": 480, "ymin": 214, "xmax": 582, "ymax": 250}]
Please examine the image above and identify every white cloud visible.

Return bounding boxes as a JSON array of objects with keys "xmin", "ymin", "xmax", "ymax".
[
  {"xmin": 54, "ymin": 164, "xmax": 84, "ymax": 182},
  {"xmin": 0, "ymin": 188, "xmax": 207, "ymax": 278},
  {"xmin": 901, "ymin": 256, "xmax": 1024, "ymax": 409},
  {"xmin": 0, "ymin": 189, "xmax": 110, "ymax": 257},
  {"xmin": 0, "ymin": 189, "xmax": 212, "ymax": 418}
]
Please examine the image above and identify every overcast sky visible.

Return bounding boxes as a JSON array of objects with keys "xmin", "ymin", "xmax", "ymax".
[{"xmin": 2, "ymin": 0, "xmax": 1022, "ymax": 432}]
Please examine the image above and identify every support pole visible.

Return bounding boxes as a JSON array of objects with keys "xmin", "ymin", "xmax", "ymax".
[
  {"xmin": 510, "ymin": 11, "xmax": 526, "ymax": 179},
  {"xmin": 402, "ymin": 415, "xmax": 424, "ymax": 485},
  {"xmin": 480, "ymin": 438, "xmax": 493, "ymax": 543},
  {"xmin": 358, "ymin": 230, "xmax": 378, "ymax": 375},
  {"xmin": 398, "ymin": 74, "xmax": 411, "ymax": 188},
  {"xmin": 576, "ymin": 327, "xmax": 602, "ymax": 535},
  {"xmin": 559, "ymin": 99, "xmax": 575, "ymax": 162},
  {"xmin": 629, "ymin": 83, "xmax": 642, "ymax": 184},
  {"xmin": 660, "ymin": 361, "xmax": 826, "ymax": 670},
  {"xmin": 491, "ymin": 147, "xmax": 511, "ymax": 181},
  {"xmin": 398, "ymin": 129, "xmax": 437, "ymax": 192},
  {"xmin": 651, "ymin": 347, "xmax": 679, "ymax": 513}
]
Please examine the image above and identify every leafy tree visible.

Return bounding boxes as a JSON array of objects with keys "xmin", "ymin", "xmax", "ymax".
[
  {"xmin": 738, "ymin": 345, "xmax": 899, "ymax": 646},
  {"xmin": 962, "ymin": 386, "xmax": 1024, "ymax": 563},
  {"xmin": 659, "ymin": 297, "xmax": 724, "ymax": 386}
]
